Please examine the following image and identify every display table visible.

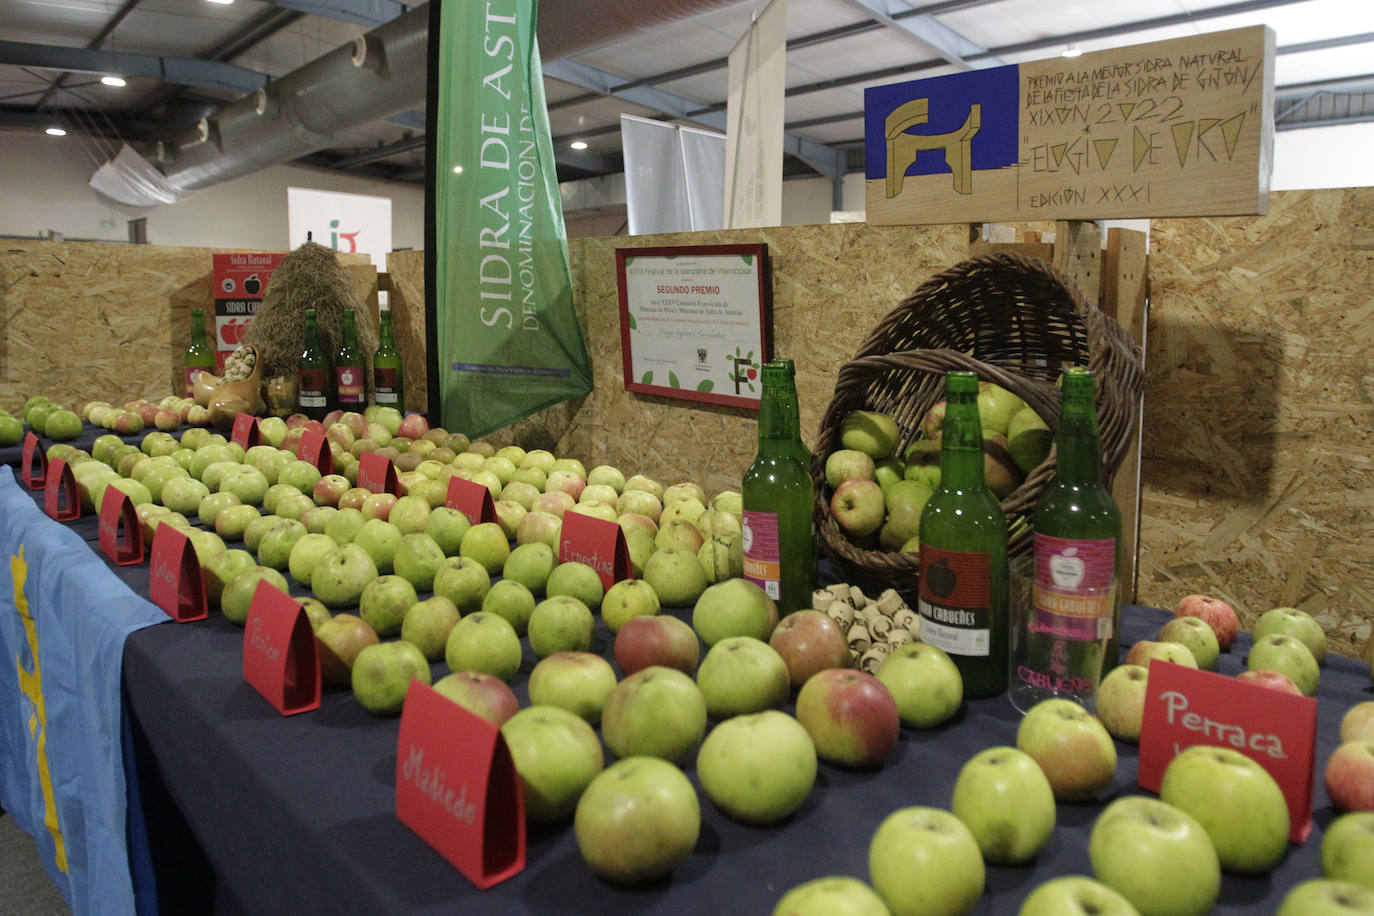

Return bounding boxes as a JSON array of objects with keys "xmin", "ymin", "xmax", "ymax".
[{"xmin": 4, "ymin": 428, "xmax": 1371, "ymax": 914}]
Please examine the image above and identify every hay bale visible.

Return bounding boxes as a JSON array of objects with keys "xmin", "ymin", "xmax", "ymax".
[{"xmin": 245, "ymin": 241, "xmax": 379, "ymax": 397}]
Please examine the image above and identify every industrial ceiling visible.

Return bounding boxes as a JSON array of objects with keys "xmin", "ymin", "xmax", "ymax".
[{"xmin": 1, "ymin": 0, "xmax": 1372, "ymax": 196}]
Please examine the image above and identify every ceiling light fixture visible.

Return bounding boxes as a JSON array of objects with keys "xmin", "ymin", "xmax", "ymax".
[
  {"xmin": 570, "ymin": 140, "xmax": 588, "ymax": 150},
  {"xmin": 205, "ymin": 0, "xmax": 234, "ymax": 5},
  {"xmin": 45, "ymin": 127, "xmax": 67, "ymax": 136},
  {"xmin": 101, "ymin": 75, "xmax": 126, "ymax": 87},
  {"xmin": 1062, "ymin": 45, "xmax": 1083, "ymax": 58}
]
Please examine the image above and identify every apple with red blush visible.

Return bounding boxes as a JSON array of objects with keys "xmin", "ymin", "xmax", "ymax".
[
  {"xmin": 433, "ymin": 671, "xmax": 520, "ymax": 727},
  {"xmin": 1174, "ymin": 594, "xmax": 1240, "ymax": 651},
  {"xmin": 794, "ymin": 668, "xmax": 899, "ymax": 768},
  {"xmin": 614, "ymin": 615, "xmax": 700, "ymax": 677},
  {"xmin": 1236, "ymin": 669, "xmax": 1304, "ymax": 696},
  {"xmin": 361, "ymin": 491, "xmax": 398, "ymax": 522},
  {"xmin": 312, "ymin": 473, "xmax": 351, "ymax": 507},
  {"xmin": 397, "ymin": 413, "xmax": 430, "ymax": 440},
  {"xmin": 768, "ymin": 610, "xmax": 852, "ymax": 690},
  {"xmin": 1326, "ymin": 742, "xmax": 1374, "ymax": 812}
]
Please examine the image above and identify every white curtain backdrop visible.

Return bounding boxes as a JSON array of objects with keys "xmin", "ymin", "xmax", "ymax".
[
  {"xmin": 724, "ymin": 0, "xmax": 786, "ymax": 229},
  {"xmin": 621, "ymin": 115, "xmax": 725, "ymax": 235}
]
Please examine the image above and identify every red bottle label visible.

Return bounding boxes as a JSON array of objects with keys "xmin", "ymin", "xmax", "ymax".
[
  {"xmin": 184, "ymin": 366, "xmax": 199, "ymax": 396},
  {"xmin": 374, "ymin": 368, "xmax": 400, "ymax": 404},
  {"xmin": 1032, "ymin": 534, "xmax": 1116, "ymax": 640},
  {"xmin": 298, "ymin": 368, "xmax": 328, "ymax": 408},
  {"xmin": 918, "ymin": 545, "xmax": 991, "ymax": 657},
  {"xmin": 336, "ymin": 366, "xmax": 365, "ymax": 404},
  {"xmin": 741, "ymin": 510, "xmax": 782, "ymax": 600}
]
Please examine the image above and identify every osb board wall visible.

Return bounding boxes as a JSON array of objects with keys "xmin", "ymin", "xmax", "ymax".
[
  {"xmin": 386, "ymin": 223, "xmax": 971, "ymax": 494},
  {"xmin": 384, "ymin": 250, "xmax": 429, "ymax": 415},
  {"xmin": 0, "ymin": 241, "xmax": 374, "ymax": 412},
  {"xmin": 1140, "ymin": 188, "xmax": 1374, "ymax": 658}
]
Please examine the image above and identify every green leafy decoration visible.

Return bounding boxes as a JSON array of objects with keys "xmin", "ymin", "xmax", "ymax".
[
  {"xmin": 669, "ymin": 372, "xmax": 681, "ymax": 388},
  {"xmin": 697, "ymin": 380, "xmax": 715, "ymax": 392},
  {"xmin": 624, "ymin": 257, "xmax": 635, "ymax": 266},
  {"xmin": 641, "ymin": 371, "xmax": 654, "ymax": 384},
  {"xmin": 628, "ymin": 313, "xmax": 637, "ymax": 331},
  {"xmin": 741, "ymin": 254, "xmax": 753, "ymax": 265}
]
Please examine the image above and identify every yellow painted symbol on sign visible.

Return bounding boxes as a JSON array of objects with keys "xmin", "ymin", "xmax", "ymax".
[
  {"xmin": 885, "ymin": 97, "xmax": 982, "ymax": 197},
  {"xmin": 1220, "ymin": 111, "xmax": 1246, "ymax": 158},
  {"xmin": 11, "ymin": 546, "xmax": 68, "ymax": 873},
  {"xmin": 1051, "ymin": 143, "xmax": 1068, "ymax": 169},
  {"xmin": 1133, "ymin": 127, "xmax": 1152, "ymax": 172},
  {"xmin": 1171, "ymin": 122, "xmax": 1195, "ymax": 167},
  {"xmin": 1093, "ymin": 138, "xmax": 1117, "ymax": 169},
  {"xmin": 1118, "ymin": 102, "xmax": 1137, "ymax": 121}
]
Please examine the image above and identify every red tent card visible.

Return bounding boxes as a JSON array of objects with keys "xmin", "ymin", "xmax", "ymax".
[
  {"xmin": 149, "ymin": 523, "xmax": 209, "ymax": 622},
  {"xmin": 230, "ymin": 412, "xmax": 261, "ymax": 449},
  {"xmin": 22, "ymin": 432, "xmax": 48, "ymax": 489},
  {"xmin": 298, "ymin": 429, "xmax": 334, "ymax": 475},
  {"xmin": 98, "ymin": 484, "xmax": 144, "ymax": 565},
  {"xmin": 396, "ymin": 680, "xmax": 524, "ymax": 889},
  {"xmin": 1138, "ymin": 661, "xmax": 1317, "ymax": 842},
  {"xmin": 242, "ymin": 581, "xmax": 321, "ymax": 716},
  {"xmin": 357, "ymin": 451, "xmax": 398, "ymax": 495},
  {"xmin": 446, "ymin": 476, "xmax": 497, "ymax": 525},
  {"xmin": 559, "ymin": 511, "xmax": 631, "ymax": 590},
  {"xmin": 43, "ymin": 457, "xmax": 79, "ymax": 521}
]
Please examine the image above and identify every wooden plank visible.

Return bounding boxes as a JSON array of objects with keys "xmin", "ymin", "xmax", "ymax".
[
  {"xmin": 968, "ymin": 240, "xmax": 1055, "ymax": 261},
  {"xmin": 866, "ymin": 25, "xmax": 1275, "ymax": 225},
  {"xmin": 1053, "ymin": 219, "xmax": 1102, "ymax": 303},
  {"xmin": 1102, "ymin": 227, "xmax": 1148, "ymax": 602}
]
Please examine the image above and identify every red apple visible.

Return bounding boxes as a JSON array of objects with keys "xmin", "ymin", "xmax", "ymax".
[
  {"xmin": 1174, "ymin": 594, "xmax": 1240, "ymax": 650},
  {"xmin": 153, "ymin": 409, "xmax": 181, "ymax": 431},
  {"xmin": 312, "ymin": 474, "xmax": 351, "ymax": 507},
  {"xmin": 135, "ymin": 401, "xmax": 161, "ymax": 425},
  {"xmin": 339, "ymin": 411, "xmax": 368, "ymax": 439},
  {"xmin": 323, "ymin": 409, "xmax": 345, "ymax": 428},
  {"xmin": 361, "ymin": 492, "xmax": 397, "ymax": 522},
  {"xmin": 614, "ymin": 615, "xmax": 700, "ymax": 677},
  {"xmin": 337, "ymin": 486, "xmax": 370, "ymax": 512},
  {"xmin": 533, "ymin": 490, "xmax": 575, "ymax": 519},
  {"xmin": 280, "ymin": 428, "xmax": 304, "ymax": 456},
  {"xmin": 1124, "ymin": 640, "xmax": 1198, "ymax": 670},
  {"xmin": 326, "ymin": 422, "xmax": 355, "ymax": 453},
  {"xmin": 314, "ymin": 613, "xmax": 379, "ymax": 687},
  {"xmin": 185, "ymin": 404, "xmax": 211, "ymax": 427},
  {"xmin": 432, "ymin": 670, "xmax": 520, "ymax": 726},
  {"xmin": 302, "ymin": 419, "xmax": 327, "ymax": 437},
  {"xmin": 398, "ymin": 412, "xmax": 430, "ymax": 440},
  {"xmin": 285, "ymin": 413, "xmax": 311, "ymax": 430},
  {"xmin": 769, "ymin": 610, "xmax": 852, "ymax": 689},
  {"xmin": 1235, "ymin": 669, "xmax": 1304, "ymax": 696},
  {"xmin": 1327, "ymin": 742, "xmax": 1374, "ymax": 812},
  {"xmin": 795, "ymin": 668, "xmax": 900, "ymax": 768}
]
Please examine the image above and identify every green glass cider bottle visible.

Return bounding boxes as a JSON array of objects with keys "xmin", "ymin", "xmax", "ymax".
[
  {"xmin": 1030, "ymin": 368, "xmax": 1123, "ymax": 685},
  {"xmin": 296, "ymin": 309, "xmax": 332, "ymax": 422},
  {"xmin": 918, "ymin": 371, "xmax": 1009, "ymax": 697},
  {"xmin": 184, "ymin": 308, "xmax": 216, "ymax": 396},
  {"xmin": 742, "ymin": 361, "xmax": 817, "ymax": 616},
  {"xmin": 775, "ymin": 358, "xmax": 812, "ymax": 470},
  {"xmin": 372, "ymin": 303, "xmax": 404, "ymax": 409},
  {"xmin": 333, "ymin": 308, "xmax": 366, "ymax": 411}
]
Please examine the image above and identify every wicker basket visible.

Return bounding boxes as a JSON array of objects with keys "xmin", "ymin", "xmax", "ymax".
[{"xmin": 811, "ymin": 253, "xmax": 1143, "ymax": 602}]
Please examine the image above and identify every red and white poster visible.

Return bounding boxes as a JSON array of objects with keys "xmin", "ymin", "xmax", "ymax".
[{"xmin": 212, "ymin": 252, "xmax": 283, "ymax": 373}]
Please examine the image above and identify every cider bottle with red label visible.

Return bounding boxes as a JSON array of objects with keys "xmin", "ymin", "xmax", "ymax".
[
  {"xmin": 918, "ymin": 371, "xmax": 1009, "ymax": 697},
  {"xmin": 296, "ymin": 308, "xmax": 332, "ymax": 422},
  {"xmin": 333, "ymin": 308, "xmax": 366, "ymax": 411},
  {"xmin": 742, "ymin": 361, "xmax": 816, "ymax": 615},
  {"xmin": 184, "ymin": 308, "xmax": 216, "ymax": 396},
  {"xmin": 372, "ymin": 299, "xmax": 404, "ymax": 409}
]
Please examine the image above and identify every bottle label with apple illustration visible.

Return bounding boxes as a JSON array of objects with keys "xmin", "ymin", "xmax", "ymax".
[
  {"xmin": 1032, "ymin": 534, "xmax": 1116, "ymax": 641},
  {"xmin": 336, "ymin": 366, "xmax": 365, "ymax": 405},
  {"xmin": 741, "ymin": 510, "xmax": 782, "ymax": 601},
  {"xmin": 918, "ymin": 546, "xmax": 991, "ymax": 656}
]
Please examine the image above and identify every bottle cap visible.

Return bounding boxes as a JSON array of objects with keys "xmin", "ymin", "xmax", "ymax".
[
  {"xmin": 761, "ymin": 361, "xmax": 790, "ymax": 386},
  {"xmin": 1061, "ymin": 366, "xmax": 1096, "ymax": 397}
]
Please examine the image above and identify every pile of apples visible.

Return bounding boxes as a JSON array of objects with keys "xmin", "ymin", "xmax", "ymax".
[
  {"xmin": 824, "ymin": 383, "xmax": 1050, "ymax": 552},
  {"xmin": 5, "ymin": 395, "xmax": 84, "ymax": 443}
]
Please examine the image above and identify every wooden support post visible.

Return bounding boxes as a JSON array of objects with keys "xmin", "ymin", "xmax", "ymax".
[{"xmin": 1053, "ymin": 220, "xmax": 1102, "ymax": 303}]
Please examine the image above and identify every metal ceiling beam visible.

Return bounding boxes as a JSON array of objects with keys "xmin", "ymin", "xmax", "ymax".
[
  {"xmin": 272, "ymin": 0, "xmax": 407, "ymax": 28},
  {"xmin": 0, "ymin": 104, "xmax": 156, "ymax": 139},
  {"xmin": 33, "ymin": 0, "xmax": 144, "ymax": 109},
  {"xmin": 832, "ymin": 0, "xmax": 1000, "ymax": 70},
  {"xmin": 542, "ymin": 57, "xmax": 843, "ymax": 181},
  {"xmin": 0, "ymin": 40, "xmax": 268, "ymax": 94}
]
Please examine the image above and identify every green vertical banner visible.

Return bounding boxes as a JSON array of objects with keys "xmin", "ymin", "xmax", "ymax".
[{"xmin": 428, "ymin": 0, "xmax": 593, "ymax": 437}]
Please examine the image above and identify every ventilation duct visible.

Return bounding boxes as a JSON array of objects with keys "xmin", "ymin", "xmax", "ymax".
[{"xmin": 153, "ymin": 0, "xmax": 744, "ymax": 192}]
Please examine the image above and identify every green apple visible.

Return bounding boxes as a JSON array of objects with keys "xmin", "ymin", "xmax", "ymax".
[
  {"xmin": 401, "ymin": 595, "xmax": 462, "ymax": 661},
  {"xmin": 1157, "ymin": 617, "xmax": 1220, "ymax": 669},
  {"xmin": 350, "ymin": 640, "xmax": 430, "ymax": 716},
  {"xmin": 840, "ymin": 410, "xmax": 901, "ymax": 460},
  {"xmin": 697, "ymin": 533, "xmax": 744, "ymax": 583},
  {"xmin": 256, "ymin": 518, "xmax": 307, "ymax": 571},
  {"xmin": 215, "ymin": 503, "xmax": 261, "ymax": 541},
  {"xmin": 424, "ymin": 506, "xmax": 471, "ymax": 556},
  {"xmin": 189, "ymin": 444, "xmax": 236, "ymax": 480},
  {"xmin": 1094, "ymin": 664, "xmax": 1150, "ymax": 742},
  {"xmin": 546, "ymin": 561, "xmax": 605, "ymax": 611},
  {"xmin": 353, "ymin": 517, "xmax": 402, "ymax": 574},
  {"xmin": 358, "ymin": 574, "xmax": 419, "ymax": 638},
  {"xmin": 977, "ymin": 383, "xmax": 1026, "ymax": 435},
  {"xmin": 878, "ymin": 480, "xmax": 934, "ymax": 551},
  {"xmin": 310, "ymin": 543, "xmax": 379, "ymax": 608},
  {"xmin": 243, "ymin": 514, "xmax": 282, "ymax": 553},
  {"xmin": 459, "ymin": 521, "xmax": 510, "ymax": 576},
  {"xmin": 481, "ymin": 579, "xmax": 537, "ymax": 635},
  {"xmin": 951, "ymin": 746, "xmax": 1055, "ymax": 864},
  {"xmin": 1016, "ymin": 698, "xmax": 1117, "ymax": 801},
  {"xmin": 203, "ymin": 549, "xmax": 257, "ymax": 609},
  {"xmin": 278, "ymin": 459, "xmax": 322, "ymax": 495},
  {"xmin": 692, "ymin": 578, "xmax": 779, "ymax": 646},
  {"xmin": 601, "ymin": 578, "xmax": 661, "ymax": 634},
  {"xmin": 824, "ymin": 449, "xmax": 878, "ymax": 488},
  {"xmin": 602, "ymin": 666, "xmax": 707, "ymax": 764},
  {"xmin": 771, "ymin": 876, "xmax": 891, "ymax": 916},
  {"xmin": 221, "ymin": 565, "xmax": 290, "ymax": 626},
  {"xmin": 499, "ymin": 541, "xmax": 555, "ymax": 599},
  {"xmin": 528, "ymin": 651, "xmax": 618, "ymax": 724},
  {"xmin": 573, "ymin": 756, "xmax": 698, "ymax": 883},
  {"xmin": 644, "ymin": 547, "xmax": 709, "ymax": 607},
  {"xmin": 1248, "ymin": 632, "xmax": 1320, "ymax": 696},
  {"xmin": 299, "ymin": 596, "xmax": 330, "ymax": 630},
  {"xmin": 875, "ymin": 642, "xmax": 962, "ymax": 728},
  {"xmin": 262, "ymin": 483, "xmax": 302, "ymax": 515},
  {"xmin": 1323, "ymin": 812, "xmax": 1374, "ymax": 889},
  {"xmin": 696, "ymin": 709, "xmax": 815, "ymax": 825},
  {"xmin": 387, "ymin": 494, "xmax": 431, "ymax": 535},
  {"xmin": 527, "ymin": 595, "xmax": 595, "ymax": 658},
  {"xmin": 1160, "ymin": 744, "xmax": 1290, "ymax": 874},
  {"xmin": 287, "ymin": 532, "xmax": 340, "ymax": 585},
  {"xmin": 868, "ymin": 807, "xmax": 984, "ymax": 916},
  {"xmin": 1089, "ymin": 796, "xmax": 1219, "ymax": 916},
  {"xmin": 160, "ymin": 475, "xmax": 210, "ymax": 516},
  {"xmin": 275, "ymin": 492, "xmax": 315, "ymax": 521},
  {"xmin": 501, "ymin": 705, "xmax": 604, "ymax": 822},
  {"xmin": 445, "ymin": 611, "xmax": 522, "ymax": 681},
  {"xmin": 188, "ymin": 529, "xmax": 227, "ymax": 568},
  {"xmin": 622, "ymin": 473, "xmax": 662, "ymax": 499},
  {"xmin": 432, "ymin": 556, "xmax": 491, "ymax": 614},
  {"xmin": 392, "ymin": 532, "xmax": 446, "ymax": 591},
  {"xmin": 1018, "ymin": 876, "xmax": 1141, "ymax": 916},
  {"xmin": 695, "ymin": 636, "xmax": 790, "ymax": 719},
  {"xmin": 1275, "ymin": 879, "xmax": 1374, "ymax": 916},
  {"xmin": 1006, "ymin": 405, "xmax": 1053, "ymax": 474},
  {"xmin": 324, "ymin": 506, "xmax": 367, "ymax": 545},
  {"xmin": 1255, "ymin": 607, "xmax": 1328, "ymax": 665}
]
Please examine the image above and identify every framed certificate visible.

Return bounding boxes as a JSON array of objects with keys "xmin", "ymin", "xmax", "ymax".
[{"xmin": 616, "ymin": 244, "xmax": 772, "ymax": 410}]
